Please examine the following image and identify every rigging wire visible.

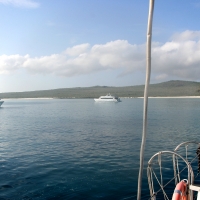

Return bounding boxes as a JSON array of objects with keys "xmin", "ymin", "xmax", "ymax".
[{"xmin": 147, "ymin": 153, "xmax": 199, "ymax": 200}]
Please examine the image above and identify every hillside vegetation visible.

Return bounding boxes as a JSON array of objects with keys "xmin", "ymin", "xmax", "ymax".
[{"xmin": 0, "ymin": 80, "xmax": 200, "ymax": 99}]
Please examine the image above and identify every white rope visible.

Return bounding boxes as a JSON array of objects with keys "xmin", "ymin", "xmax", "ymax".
[
  {"xmin": 173, "ymin": 154, "xmax": 178, "ymax": 185},
  {"xmin": 137, "ymin": 1, "xmax": 155, "ymax": 199},
  {"xmin": 147, "ymin": 166, "xmax": 155, "ymax": 199},
  {"xmin": 185, "ymin": 144, "xmax": 188, "ymax": 162},
  {"xmin": 158, "ymin": 153, "xmax": 163, "ymax": 188},
  {"xmin": 176, "ymin": 156, "xmax": 181, "ymax": 183},
  {"xmin": 151, "ymin": 168, "xmax": 170, "ymax": 200}
]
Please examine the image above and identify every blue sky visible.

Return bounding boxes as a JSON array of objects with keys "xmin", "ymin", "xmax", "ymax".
[{"xmin": 1, "ymin": 0, "xmax": 200, "ymax": 92}]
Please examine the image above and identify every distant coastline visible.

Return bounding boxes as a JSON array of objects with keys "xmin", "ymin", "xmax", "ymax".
[
  {"xmin": 123, "ymin": 96, "xmax": 200, "ymax": 98},
  {"xmin": 0, "ymin": 80, "xmax": 200, "ymax": 99},
  {"xmin": 1, "ymin": 96, "xmax": 200, "ymax": 101},
  {"xmin": 1, "ymin": 98, "xmax": 54, "ymax": 100}
]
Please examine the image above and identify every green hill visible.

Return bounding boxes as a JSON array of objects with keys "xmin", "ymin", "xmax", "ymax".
[{"xmin": 0, "ymin": 80, "xmax": 200, "ymax": 99}]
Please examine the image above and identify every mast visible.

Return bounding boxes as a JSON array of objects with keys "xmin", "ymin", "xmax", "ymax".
[{"xmin": 137, "ymin": 0, "xmax": 155, "ymax": 199}]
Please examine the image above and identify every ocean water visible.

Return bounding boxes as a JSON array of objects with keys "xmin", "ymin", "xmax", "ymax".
[{"xmin": 0, "ymin": 98, "xmax": 200, "ymax": 200}]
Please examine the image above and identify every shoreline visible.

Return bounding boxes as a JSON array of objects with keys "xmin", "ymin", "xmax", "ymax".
[
  {"xmin": 1, "ymin": 98, "xmax": 54, "ymax": 100},
  {"xmin": 145, "ymin": 96, "xmax": 200, "ymax": 98},
  {"xmin": 1, "ymin": 96, "xmax": 200, "ymax": 100}
]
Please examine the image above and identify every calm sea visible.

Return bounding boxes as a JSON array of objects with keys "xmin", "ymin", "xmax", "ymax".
[{"xmin": 0, "ymin": 98, "xmax": 200, "ymax": 199}]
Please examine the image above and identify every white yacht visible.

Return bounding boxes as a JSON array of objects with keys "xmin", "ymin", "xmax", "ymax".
[
  {"xmin": 0, "ymin": 100, "xmax": 4, "ymax": 107},
  {"xmin": 94, "ymin": 93, "xmax": 121, "ymax": 102}
]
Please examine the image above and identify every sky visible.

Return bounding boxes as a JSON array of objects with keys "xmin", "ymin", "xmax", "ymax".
[{"xmin": 1, "ymin": 0, "xmax": 200, "ymax": 92}]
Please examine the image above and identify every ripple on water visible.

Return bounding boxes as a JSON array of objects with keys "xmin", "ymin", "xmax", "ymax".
[{"xmin": 0, "ymin": 98, "xmax": 200, "ymax": 199}]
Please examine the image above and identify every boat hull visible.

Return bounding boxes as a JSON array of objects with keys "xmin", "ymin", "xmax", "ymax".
[{"xmin": 94, "ymin": 98, "xmax": 120, "ymax": 102}]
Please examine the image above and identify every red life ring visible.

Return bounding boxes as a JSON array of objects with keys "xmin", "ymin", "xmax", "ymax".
[{"xmin": 172, "ymin": 180, "xmax": 188, "ymax": 200}]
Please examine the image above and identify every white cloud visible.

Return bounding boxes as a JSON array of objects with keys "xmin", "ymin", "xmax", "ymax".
[
  {"xmin": 0, "ymin": 0, "xmax": 39, "ymax": 8},
  {"xmin": 153, "ymin": 31, "xmax": 200, "ymax": 81},
  {"xmin": 0, "ymin": 54, "xmax": 28, "ymax": 74},
  {"xmin": 1, "ymin": 31, "xmax": 200, "ymax": 82},
  {"xmin": 171, "ymin": 30, "xmax": 200, "ymax": 41},
  {"xmin": 64, "ymin": 43, "xmax": 90, "ymax": 57},
  {"xmin": 0, "ymin": 40, "xmax": 146, "ymax": 77}
]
